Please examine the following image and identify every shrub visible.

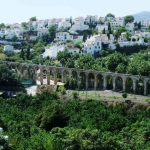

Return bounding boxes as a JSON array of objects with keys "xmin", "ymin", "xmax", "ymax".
[
  {"xmin": 58, "ymin": 85, "xmax": 66, "ymax": 95},
  {"xmin": 122, "ymin": 92, "xmax": 128, "ymax": 99},
  {"xmin": 72, "ymin": 91, "xmax": 79, "ymax": 99}
]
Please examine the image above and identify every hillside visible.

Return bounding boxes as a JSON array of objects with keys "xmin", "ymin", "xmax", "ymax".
[{"xmin": 133, "ymin": 11, "xmax": 150, "ymax": 22}]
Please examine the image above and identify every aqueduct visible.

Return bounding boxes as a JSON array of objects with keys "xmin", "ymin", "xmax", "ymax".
[{"xmin": 0, "ymin": 61, "xmax": 150, "ymax": 96}]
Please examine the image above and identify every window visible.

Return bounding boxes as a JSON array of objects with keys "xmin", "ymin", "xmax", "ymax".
[
  {"xmin": 95, "ymin": 46, "xmax": 97, "ymax": 48},
  {"xmin": 97, "ymin": 42, "xmax": 99, "ymax": 46}
]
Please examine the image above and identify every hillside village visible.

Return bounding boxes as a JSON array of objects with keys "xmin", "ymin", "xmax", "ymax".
[{"xmin": 0, "ymin": 14, "xmax": 150, "ymax": 58}]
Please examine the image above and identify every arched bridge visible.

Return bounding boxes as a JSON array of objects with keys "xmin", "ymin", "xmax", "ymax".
[{"xmin": 0, "ymin": 61, "xmax": 150, "ymax": 96}]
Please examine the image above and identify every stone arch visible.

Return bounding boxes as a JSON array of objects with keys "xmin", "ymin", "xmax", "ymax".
[
  {"xmin": 70, "ymin": 70, "xmax": 78, "ymax": 90},
  {"xmin": 115, "ymin": 76, "xmax": 123, "ymax": 91},
  {"xmin": 106, "ymin": 75, "xmax": 113, "ymax": 90},
  {"xmin": 97, "ymin": 73, "xmax": 103, "ymax": 90},
  {"xmin": 79, "ymin": 72, "xmax": 86, "ymax": 90},
  {"xmin": 125, "ymin": 77, "xmax": 133, "ymax": 93},
  {"xmin": 28, "ymin": 66, "xmax": 35, "ymax": 78},
  {"xmin": 88, "ymin": 73, "xmax": 94, "ymax": 89},
  {"xmin": 56, "ymin": 69, "xmax": 62, "ymax": 83},
  {"xmin": 147, "ymin": 80, "xmax": 150, "ymax": 96},
  {"xmin": 62, "ymin": 69, "xmax": 69, "ymax": 84},
  {"xmin": 21, "ymin": 65, "xmax": 30, "ymax": 79},
  {"xmin": 136, "ymin": 79, "xmax": 144, "ymax": 95}
]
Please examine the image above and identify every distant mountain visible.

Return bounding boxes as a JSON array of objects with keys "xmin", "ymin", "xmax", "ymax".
[{"xmin": 132, "ymin": 11, "xmax": 150, "ymax": 22}]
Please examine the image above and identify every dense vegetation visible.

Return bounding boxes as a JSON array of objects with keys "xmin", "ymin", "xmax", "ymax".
[
  {"xmin": 0, "ymin": 91, "xmax": 150, "ymax": 149},
  {"xmin": 57, "ymin": 47, "xmax": 150, "ymax": 76}
]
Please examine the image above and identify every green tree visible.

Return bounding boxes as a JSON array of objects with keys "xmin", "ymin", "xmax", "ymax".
[
  {"xmin": 114, "ymin": 26, "xmax": 127, "ymax": 39},
  {"xmin": 122, "ymin": 92, "xmax": 128, "ymax": 98},
  {"xmin": 0, "ymin": 64, "xmax": 22, "ymax": 86},
  {"xmin": 124, "ymin": 15, "xmax": 134, "ymax": 24},
  {"xmin": 138, "ymin": 22, "xmax": 141, "ymax": 29},
  {"xmin": 29, "ymin": 16, "xmax": 37, "ymax": 21},
  {"xmin": 26, "ymin": 47, "xmax": 30, "ymax": 60},
  {"xmin": 106, "ymin": 13, "xmax": 115, "ymax": 18},
  {"xmin": 70, "ymin": 16, "xmax": 73, "ymax": 26},
  {"xmin": 108, "ymin": 22, "xmax": 111, "ymax": 31},
  {"xmin": 0, "ymin": 23, "xmax": 5, "ymax": 29},
  {"xmin": 21, "ymin": 22, "xmax": 28, "ymax": 29},
  {"xmin": 20, "ymin": 49, "xmax": 25, "ymax": 60},
  {"xmin": 48, "ymin": 25, "xmax": 57, "ymax": 42},
  {"xmin": 102, "ymin": 28, "xmax": 105, "ymax": 34},
  {"xmin": 104, "ymin": 52, "xmax": 128, "ymax": 72},
  {"xmin": 83, "ymin": 33, "xmax": 87, "ymax": 42},
  {"xmin": 12, "ymin": 35, "xmax": 18, "ymax": 42}
]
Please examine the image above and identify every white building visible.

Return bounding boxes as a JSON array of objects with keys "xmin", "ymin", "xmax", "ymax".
[
  {"xmin": 96, "ymin": 24, "xmax": 108, "ymax": 33},
  {"xmin": 37, "ymin": 20, "xmax": 47, "ymax": 28},
  {"xmin": 0, "ymin": 30, "xmax": 5, "ymax": 38},
  {"xmin": 126, "ymin": 22, "xmax": 134, "ymax": 31},
  {"xmin": 67, "ymin": 48, "xmax": 80, "ymax": 53},
  {"xmin": 119, "ymin": 38, "xmax": 147, "ymax": 47},
  {"xmin": 48, "ymin": 18, "xmax": 63, "ymax": 28},
  {"xmin": 5, "ymin": 30, "xmax": 15, "ymax": 40},
  {"xmin": 83, "ymin": 34, "xmax": 107, "ymax": 54},
  {"xmin": 85, "ymin": 15, "xmax": 98, "ymax": 23},
  {"xmin": 37, "ymin": 28, "xmax": 48, "ymax": 37},
  {"xmin": 42, "ymin": 45, "xmax": 67, "ymax": 58},
  {"xmin": 56, "ymin": 32, "xmax": 73, "ymax": 41},
  {"xmin": 30, "ymin": 36, "xmax": 38, "ymax": 40},
  {"xmin": 73, "ymin": 17, "xmax": 85, "ymax": 24},
  {"xmin": 58, "ymin": 21, "xmax": 71, "ymax": 30},
  {"xmin": 141, "ymin": 20, "xmax": 150, "ymax": 27},
  {"xmin": 3, "ymin": 45, "xmax": 14, "ymax": 52},
  {"xmin": 29, "ymin": 21, "xmax": 38, "ymax": 30},
  {"xmin": 110, "ymin": 19, "xmax": 125, "ymax": 30},
  {"xmin": 70, "ymin": 22, "xmax": 89, "ymax": 32},
  {"xmin": 99, "ymin": 17, "xmax": 105, "ymax": 23},
  {"xmin": 83, "ymin": 34, "xmax": 115, "ymax": 54}
]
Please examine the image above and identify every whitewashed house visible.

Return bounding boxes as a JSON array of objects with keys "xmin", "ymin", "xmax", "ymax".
[
  {"xmin": 56, "ymin": 32, "xmax": 73, "ymax": 41},
  {"xmin": 37, "ymin": 28, "xmax": 48, "ymax": 37},
  {"xmin": 58, "ymin": 21, "xmax": 71, "ymax": 30},
  {"xmin": 85, "ymin": 15, "xmax": 98, "ymax": 23},
  {"xmin": 30, "ymin": 36, "xmax": 38, "ymax": 40},
  {"xmin": 73, "ymin": 17, "xmax": 85, "ymax": 24},
  {"xmin": 96, "ymin": 25, "xmax": 108, "ymax": 33},
  {"xmin": 0, "ymin": 30, "xmax": 5, "ymax": 38},
  {"xmin": 73, "ymin": 36, "xmax": 83, "ymax": 44},
  {"xmin": 37, "ymin": 20, "xmax": 47, "ymax": 28},
  {"xmin": 141, "ymin": 20, "xmax": 150, "ymax": 27},
  {"xmin": 29, "ymin": 21, "xmax": 38, "ymax": 30},
  {"xmin": 70, "ymin": 17, "xmax": 89, "ymax": 32},
  {"xmin": 3, "ymin": 45, "xmax": 14, "ymax": 52},
  {"xmin": 48, "ymin": 18, "xmax": 63, "ymax": 28},
  {"xmin": 5, "ymin": 30, "xmax": 15, "ymax": 40},
  {"xmin": 83, "ymin": 34, "xmax": 107, "ymax": 54},
  {"xmin": 119, "ymin": 38, "xmax": 147, "ymax": 47},
  {"xmin": 67, "ymin": 48, "xmax": 80, "ymax": 53},
  {"xmin": 126, "ymin": 22, "xmax": 134, "ymax": 31},
  {"xmin": 106, "ymin": 16, "xmax": 115, "ymax": 22},
  {"xmin": 42, "ymin": 45, "xmax": 67, "ymax": 58},
  {"xmin": 99, "ymin": 17, "xmax": 105, "ymax": 23},
  {"xmin": 83, "ymin": 34, "xmax": 115, "ymax": 54}
]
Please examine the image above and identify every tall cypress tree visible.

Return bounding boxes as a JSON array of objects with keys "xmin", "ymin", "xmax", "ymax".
[
  {"xmin": 27, "ymin": 47, "xmax": 30, "ymax": 60},
  {"xmin": 102, "ymin": 28, "xmax": 105, "ymax": 34},
  {"xmin": 20, "ymin": 49, "xmax": 25, "ymax": 60},
  {"xmin": 108, "ymin": 22, "xmax": 111, "ymax": 32},
  {"xmin": 83, "ymin": 33, "xmax": 87, "ymax": 42}
]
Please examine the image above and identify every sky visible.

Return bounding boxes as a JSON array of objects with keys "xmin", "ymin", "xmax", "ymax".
[{"xmin": 0, "ymin": 0, "xmax": 150, "ymax": 24}]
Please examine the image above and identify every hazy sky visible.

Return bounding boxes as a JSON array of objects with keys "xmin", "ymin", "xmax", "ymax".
[{"xmin": 1, "ymin": 0, "xmax": 149, "ymax": 24}]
